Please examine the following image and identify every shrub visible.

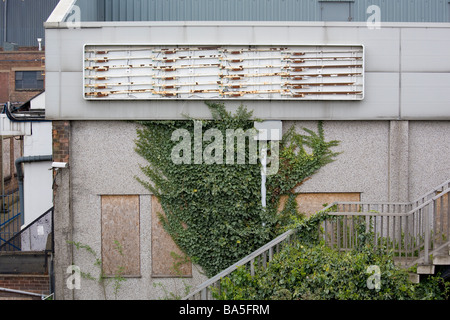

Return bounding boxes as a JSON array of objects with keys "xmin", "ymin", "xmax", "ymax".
[{"xmin": 214, "ymin": 212, "xmax": 450, "ymax": 300}]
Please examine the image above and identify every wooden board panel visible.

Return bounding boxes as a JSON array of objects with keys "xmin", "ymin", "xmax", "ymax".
[
  {"xmin": 435, "ymin": 191, "xmax": 449, "ymax": 245},
  {"xmin": 151, "ymin": 196, "xmax": 192, "ymax": 277},
  {"xmin": 101, "ymin": 195, "xmax": 140, "ymax": 276},
  {"xmin": 279, "ymin": 192, "xmax": 361, "ymax": 217}
]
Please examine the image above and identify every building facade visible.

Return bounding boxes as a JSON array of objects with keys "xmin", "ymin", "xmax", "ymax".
[
  {"xmin": 0, "ymin": 0, "xmax": 57, "ymax": 253},
  {"xmin": 46, "ymin": 0, "xmax": 450, "ymax": 299}
]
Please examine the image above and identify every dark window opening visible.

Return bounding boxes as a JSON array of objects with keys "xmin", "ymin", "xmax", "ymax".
[{"xmin": 15, "ymin": 71, "xmax": 44, "ymax": 91}]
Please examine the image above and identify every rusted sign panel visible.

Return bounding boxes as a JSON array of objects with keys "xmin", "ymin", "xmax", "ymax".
[{"xmin": 84, "ymin": 45, "xmax": 364, "ymax": 101}]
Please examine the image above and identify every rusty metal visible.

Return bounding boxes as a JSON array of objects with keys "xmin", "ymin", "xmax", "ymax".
[{"xmin": 84, "ymin": 45, "xmax": 364, "ymax": 100}]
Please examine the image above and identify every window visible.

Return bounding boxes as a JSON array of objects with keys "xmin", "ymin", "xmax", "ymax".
[
  {"xmin": 15, "ymin": 71, "xmax": 44, "ymax": 90},
  {"xmin": 320, "ymin": 1, "xmax": 352, "ymax": 21}
]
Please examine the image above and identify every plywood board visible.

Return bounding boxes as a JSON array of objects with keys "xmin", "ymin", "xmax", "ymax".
[
  {"xmin": 435, "ymin": 191, "xmax": 449, "ymax": 245},
  {"xmin": 151, "ymin": 196, "xmax": 192, "ymax": 277},
  {"xmin": 101, "ymin": 195, "xmax": 140, "ymax": 276},
  {"xmin": 279, "ymin": 193, "xmax": 361, "ymax": 217}
]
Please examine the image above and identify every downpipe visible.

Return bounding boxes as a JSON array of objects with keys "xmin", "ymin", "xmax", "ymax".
[{"xmin": 15, "ymin": 155, "xmax": 53, "ymax": 226}]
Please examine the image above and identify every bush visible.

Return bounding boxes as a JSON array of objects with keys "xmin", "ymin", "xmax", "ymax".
[
  {"xmin": 215, "ymin": 240, "xmax": 449, "ymax": 300},
  {"xmin": 214, "ymin": 212, "xmax": 450, "ymax": 300}
]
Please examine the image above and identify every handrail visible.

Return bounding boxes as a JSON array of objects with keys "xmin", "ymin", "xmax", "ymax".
[
  {"xmin": 182, "ymin": 179, "xmax": 450, "ymax": 300},
  {"xmin": 183, "ymin": 203, "xmax": 335, "ymax": 300},
  {"xmin": 329, "ymin": 187, "xmax": 449, "ymax": 217},
  {"xmin": 0, "ymin": 286, "xmax": 45, "ymax": 299},
  {"xmin": 0, "ymin": 207, "xmax": 54, "ymax": 252},
  {"xmin": 326, "ymin": 187, "xmax": 450, "ymax": 268},
  {"xmin": 411, "ymin": 178, "xmax": 450, "ymax": 205},
  {"xmin": 187, "ymin": 228, "xmax": 296, "ymax": 295}
]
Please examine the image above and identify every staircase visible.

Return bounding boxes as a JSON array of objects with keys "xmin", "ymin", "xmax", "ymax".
[
  {"xmin": 183, "ymin": 179, "xmax": 450, "ymax": 300},
  {"xmin": 0, "ymin": 208, "xmax": 54, "ymax": 300}
]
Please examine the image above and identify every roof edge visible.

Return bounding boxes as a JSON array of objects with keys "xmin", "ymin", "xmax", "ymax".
[{"xmin": 44, "ymin": 20, "xmax": 450, "ymax": 29}]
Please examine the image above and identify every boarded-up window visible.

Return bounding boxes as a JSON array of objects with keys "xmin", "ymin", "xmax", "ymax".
[
  {"xmin": 101, "ymin": 195, "xmax": 140, "ymax": 276},
  {"xmin": 151, "ymin": 195, "xmax": 192, "ymax": 277},
  {"xmin": 279, "ymin": 193, "xmax": 361, "ymax": 217}
]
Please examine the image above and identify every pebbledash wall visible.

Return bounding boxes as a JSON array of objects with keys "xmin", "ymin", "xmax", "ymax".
[{"xmin": 45, "ymin": 5, "xmax": 450, "ymax": 300}]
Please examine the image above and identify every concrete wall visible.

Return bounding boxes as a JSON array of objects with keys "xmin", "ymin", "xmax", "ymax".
[
  {"xmin": 291, "ymin": 120, "xmax": 450, "ymax": 202},
  {"xmin": 409, "ymin": 121, "xmax": 450, "ymax": 200},
  {"xmin": 54, "ymin": 118, "xmax": 449, "ymax": 299},
  {"xmin": 67, "ymin": 121, "xmax": 206, "ymax": 300},
  {"xmin": 44, "ymin": 22, "xmax": 450, "ymax": 121}
]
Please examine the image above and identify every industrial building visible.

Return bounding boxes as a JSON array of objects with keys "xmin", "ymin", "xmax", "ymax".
[{"xmin": 45, "ymin": 0, "xmax": 450, "ymax": 300}]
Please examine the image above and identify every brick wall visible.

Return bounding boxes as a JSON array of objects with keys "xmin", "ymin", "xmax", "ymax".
[
  {"xmin": 0, "ymin": 275, "xmax": 49, "ymax": 300},
  {"xmin": 52, "ymin": 121, "xmax": 71, "ymax": 164},
  {"xmin": 0, "ymin": 49, "xmax": 44, "ymax": 104},
  {"xmin": 0, "ymin": 72, "xmax": 8, "ymax": 103}
]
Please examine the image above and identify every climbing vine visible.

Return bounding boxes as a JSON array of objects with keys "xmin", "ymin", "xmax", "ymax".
[{"xmin": 134, "ymin": 102, "xmax": 340, "ymax": 277}]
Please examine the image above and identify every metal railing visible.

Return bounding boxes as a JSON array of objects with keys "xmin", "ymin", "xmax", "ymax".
[
  {"xmin": 0, "ymin": 189, "xmax": 21, "ymax": 250},
  {"xmin": 183, "ymin": 179, "xmax": 450, "ymax": 300},
  {"xmin": 0, "ymin": 206, "xmax": 54, "ymax": 252},
  {"xmin": 183, "ymin": 204, "xmax": 335, "ymax": 300},
  {"xmin": 183, "ymin": 228, "xmax": 300, "ymax": 300},
  {"xmin": 322, "ymin": 186, "xmax": 450, "ymax": 268}
]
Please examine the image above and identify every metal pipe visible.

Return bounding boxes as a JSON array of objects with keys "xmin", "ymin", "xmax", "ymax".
[
  {"xmin": 3, "ymin": 0, "xmax": 7, "ymax": 43},
  {"xmin": 0, "ymin": 286, "xmax": 44, "ymax": 298},
  {"xmin": 261, "ymin": 147, "xmax": 267, "ymax": 208},
  {"xmin": 15, "ymin": 155, "xmax": 53, "ymax": 226}
]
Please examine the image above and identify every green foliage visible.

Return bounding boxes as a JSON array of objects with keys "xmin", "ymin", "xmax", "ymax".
[
  {"xmin": 134, "ymin": 102, "xmax": 339, "ymax": 277},
  {"xmin": 152, "ymin": 252, "xmax": 194, "ymax": 300},
  {"xmin": 68, "ymin": 240, "xmax": 126, "ymax": 300},
  {"xmin": 266, "ymin": 123, "xmax": 340, "ymax": 206},
  {"xmin": 214, "ymin": 212, "xmax": 449, "ymax": 300}
]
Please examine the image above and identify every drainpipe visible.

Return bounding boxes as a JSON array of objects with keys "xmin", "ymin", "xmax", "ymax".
[
  {"xmin": 3, "ymin": 0, "xmax": 7, "ymax": 43},
  {"xmin": 15, "ymin": 155, "xmax": 53, "ymax": 226}
]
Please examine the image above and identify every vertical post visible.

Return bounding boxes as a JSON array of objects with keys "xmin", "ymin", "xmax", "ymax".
[
  {"xmin": 0, "ymin": 137, "xmax": 4, "ymax": 211},
  {"xmin": 201, "ymin": 288, "xmax": 207, "ymax": 300},
  {"xmin": 261, "ymin": 147, "xmax": 266, "ymax": 208},
  {"xmin": 424, "ymin": 203, "xmax": 431, "ymax": 264},
  {"xmin": 448, "ymin": 191, "xmax": 450, "ymax": 246}
]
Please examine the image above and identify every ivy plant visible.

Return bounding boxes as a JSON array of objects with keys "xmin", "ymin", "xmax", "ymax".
[{"xmin": 134, "ymin": 102, "xmax": 340, "ymax": 277}]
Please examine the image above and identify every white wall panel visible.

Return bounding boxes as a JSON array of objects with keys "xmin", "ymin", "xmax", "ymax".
[
  {"xmin": 401, "ymin": 28, "xmax": 450, "ymax": 72},
  {"xmin": 45, "ymin": 22, "xmax": 450, "ymax": 120},
  {"xmin": 401, "ymin": 73, "xmax": 450, "ymax": 119}
]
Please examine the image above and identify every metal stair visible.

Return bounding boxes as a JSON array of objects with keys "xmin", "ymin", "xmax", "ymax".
[
  {"xmin": 183, "ymin": 178, "xmax": 450, "ymax": 300},
  {"xmin": 0, "ymin": 208, "xmax": 54, "ymax": 300}
]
